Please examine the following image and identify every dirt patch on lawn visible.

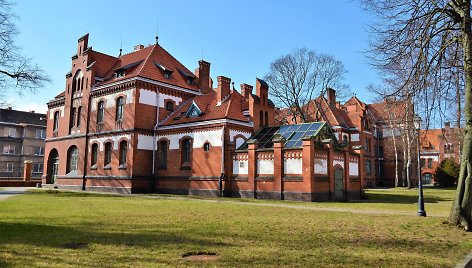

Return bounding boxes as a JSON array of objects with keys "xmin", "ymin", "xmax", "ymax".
[{"xmin": 182, "ymin": 252, "xmax": 219, "ymax": 261}]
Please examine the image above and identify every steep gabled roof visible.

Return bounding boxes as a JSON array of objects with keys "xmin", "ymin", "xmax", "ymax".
[{"xmin": 94, "ymin": 44, "xmax": 200, "ymax": 91}]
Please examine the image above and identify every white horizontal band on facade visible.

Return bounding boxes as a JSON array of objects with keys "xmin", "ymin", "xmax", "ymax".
[
  {"xmin": 157, "ymin": 119, "xmax": 253, "ymax": 130},
  {"xmin": 92, "ymin": 76, "xmax": 204, "ymax": 96}
]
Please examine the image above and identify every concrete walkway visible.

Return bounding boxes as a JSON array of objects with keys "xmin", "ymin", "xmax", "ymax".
[{"xmin": 0, "ymin": 187, "xmax": 32, "ymax": 201}]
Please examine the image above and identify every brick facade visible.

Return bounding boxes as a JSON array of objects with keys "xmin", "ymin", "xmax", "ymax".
[{"xmin": 43, "ymin": 34, "xmax": 362, "ymax": 201}]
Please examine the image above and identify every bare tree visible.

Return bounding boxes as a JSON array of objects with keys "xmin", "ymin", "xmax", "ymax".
[
  {"xmin": 264, "ymin": 48, "xmax": 348, "ymax": 123},
  {"xmin": 362, "ymin": 0, "xmax": 472, "ymax": 229},
  {"xmin": 0, "ymin": 0, "xmax": 49, "ymax": 106}
]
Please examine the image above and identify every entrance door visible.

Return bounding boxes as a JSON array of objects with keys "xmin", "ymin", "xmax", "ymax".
[
  {"xmin": 47, "ymin": 150, "xmax": 59, "ymax": 184},
  {"xmin": 334, "ymin": 168, "xmax": 344, "ymax": 201}
]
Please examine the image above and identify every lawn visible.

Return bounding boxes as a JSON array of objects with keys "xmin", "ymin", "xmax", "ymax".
[{"xmin": 0, "ymin": 188, "xmax": 471, "ymax": 267}]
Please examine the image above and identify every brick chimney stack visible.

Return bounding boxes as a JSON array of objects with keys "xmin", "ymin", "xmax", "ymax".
[
  {"xmin": 327, "ymin": 88, "xmax": 336, "ymax": 106},
  {"xmin": 77, "ymin": 33, "xmax": 89, "ymax": 55},
  {"xmin": 256, "ymin": 78, "xmax": 269, "ymax": 105},
  {"xmin": 217, "ymin": 76, "xmax": 231, "ymax": 104},
  {"xmin": 196, "ymin": 60, "xmax": 211, "ymax": 94},
  {"xmin": 240, "ymin": 83, "xmax": 253, "ymax": 99}
]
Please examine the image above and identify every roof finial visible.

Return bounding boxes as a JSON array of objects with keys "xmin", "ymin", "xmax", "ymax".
[
  {"xmin": 232, "ymin": 81, "xmax": 235, "ymax": 91},
  {"xmin": 119, "ymin": 34, "xmax": 123, "ymax": 57}
]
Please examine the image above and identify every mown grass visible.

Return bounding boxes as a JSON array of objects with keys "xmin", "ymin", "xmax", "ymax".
[{"xmin": 0, "ymin": 188, "xmax": 470, "ymax": 267}]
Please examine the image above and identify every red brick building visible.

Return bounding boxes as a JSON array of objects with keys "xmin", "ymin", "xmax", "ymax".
[
  {"xmin": 43, "ymin": 34, "xmax": 363, "ymax": 201},
  {"xmin": 276, "ymin": 90, "xmax": 419, "ymax": 187},
  {"xmin": 419, "ymin": 123, "xmax": 463, "ymax": 184}
]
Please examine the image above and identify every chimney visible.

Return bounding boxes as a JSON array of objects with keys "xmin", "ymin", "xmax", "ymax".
[
  {"xmin": 240, "ymin": 83, "xmax": 253, "ymax": 99},
  {"xmin": 134, "ymin": 44, "xmax": 145, "ymax": 51},
  {"xmin": 217, "ymin": 76, "xmax": 231, "ymax": 104},
  {"xmin": 196, "ymin": 60, "xmax": 211, "ymax": 94},
  {"xmin": 327, "ymin": 88, "xmax": 336, "ymax": 105},
  {"xmin": 445, "ymin": 122, "xmax": 451, "ymax": 130}
]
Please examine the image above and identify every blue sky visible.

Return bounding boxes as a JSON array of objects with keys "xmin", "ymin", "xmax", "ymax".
[{"xmin": 7, "ymin": 0, "xmax": 379, "ymax": 113}]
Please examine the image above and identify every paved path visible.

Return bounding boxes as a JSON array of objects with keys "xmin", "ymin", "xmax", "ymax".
[{"xmin": 0, "ymin": 187, "xmax": 32, "ymax": 201}]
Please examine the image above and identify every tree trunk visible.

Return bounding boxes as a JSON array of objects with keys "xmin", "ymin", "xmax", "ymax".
[
  {"xmin": 389, "ymin": 121, "xmax": 400, "ymax": 187},
  {"xmin": 405, "ymin": 98, "xmax": 412, "ymax": 188},
  {"xmin": 401, "ymin": 128, "xmax": 407, "ymax": 187},
  {"xmin": 449, "ymin": 1, "xmax": 472, "ymax": 230}
]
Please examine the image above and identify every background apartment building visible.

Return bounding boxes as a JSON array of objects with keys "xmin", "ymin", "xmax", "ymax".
[{"xmin": 0, "ymin": 108, "xmax": 46, "ymax": 179}]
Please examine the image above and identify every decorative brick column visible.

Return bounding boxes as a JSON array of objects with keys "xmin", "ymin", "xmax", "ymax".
[
  {"xmin": 356, "ymin": 148, "xmax": 365, "ymax": 188},
  {"xmin": 23, "ymin": 160, "xmax": 32, "ymax": 182},
  {"xmin": 247, "ymin": 139, "xmax": 258, "ymax": 198},
  {"xmin": 344, "ymin": 147, "xmax": 350, "ymax": 198},
  {"xmin": 327, "ymin": 142, "xmax": 334, "ymax": 200},
  {"xmin": 302, "ymin": 136, "xmax": 315, "ymax": 201},
  {"xmin": 273, "ymin": 136, "xmax": 285, "ymax": 200},
  {"xmin": 225, "ymin": 141, "xmax": 236, "ymax": 195}
]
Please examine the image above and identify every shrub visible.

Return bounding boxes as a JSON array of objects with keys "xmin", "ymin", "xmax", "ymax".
[{"xmin": 434, "ymin": 158, "xmax": 459, "ymax": 187}]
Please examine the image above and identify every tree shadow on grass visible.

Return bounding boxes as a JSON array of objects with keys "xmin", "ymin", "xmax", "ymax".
[
  {"xmin": 361, "ymin": 192, "xmax": 452, "ymax": 204},
  {"xmin": 0, "ymin": 221, "xmax": 231, "ymax": 249}
]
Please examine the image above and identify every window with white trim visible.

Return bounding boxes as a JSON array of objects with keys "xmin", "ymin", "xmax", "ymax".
[
  {"xmin": 3, "ymin": 145, "xmax": 15, "ymax": 154},
  {"xmin": 34, "ymin": 147, "xmax": 44, "ymax": 156},
  {"xmin": 35, "ymin": 129, "xmax": 46, "ymax": 139},
  {"xmin": 4, "ymin": 127, "xmax": 16, "ymax": 137},
  {"xmin": 5, "ymin": 162, "xmax": 13, "ymax": 172},
  {"xmin": 33, "ymin": 163, "xmax": 43, "ymax": 173}
]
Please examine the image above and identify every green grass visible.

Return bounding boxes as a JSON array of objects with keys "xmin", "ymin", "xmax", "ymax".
[{"xmin": 0, "ymin": 188, "xmax": 470, "ymax": 267}]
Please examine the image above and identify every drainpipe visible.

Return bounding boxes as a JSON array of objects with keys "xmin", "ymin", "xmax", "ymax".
[
  {"xmin": 151, "ymin": 88, "xmax": 160, "ymax": 190},
  {"xmin": 219, "ymin": 126, "xmax": 225, "ymax": 197},
  {"xmin": 82, "ymin": 92, "xmax": 92, "ymax": 191}
]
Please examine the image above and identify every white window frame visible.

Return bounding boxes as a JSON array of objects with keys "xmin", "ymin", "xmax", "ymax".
[
  {"xmin": 36, "ymin": 129, "xmax": 46, "ymax": 139},
  {"xmin": 5, "ymin": 162, "xmax": 13, "ymax": 172},
  {"xmin": 33, "ymin": 163, "xmax": 43, "ymax": 173},
  {"xmin": 34, "ymin": 146, "xmax": 44, "ymax": 156},
  {"xmin": 3, "ymin": 145, "xmax": 15, "ymax": 154},
  {"xmin": 4, "ymin": 127, "xmax": 16, "ymax": 138}
]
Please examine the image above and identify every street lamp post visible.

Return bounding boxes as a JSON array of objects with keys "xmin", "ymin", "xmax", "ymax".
[{"xmin": 414, "ymin": 115, "xmax": 427, "ymax": 217}]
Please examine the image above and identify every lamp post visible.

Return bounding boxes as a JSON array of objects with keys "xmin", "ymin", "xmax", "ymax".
[{"xmin": 414, "ymin": 115, "xmax": 427, "ymax": 217}]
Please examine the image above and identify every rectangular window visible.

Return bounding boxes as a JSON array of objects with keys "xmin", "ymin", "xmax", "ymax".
[
  {"xmin": 104, "ymin": 142, "xmax": 112, "ymax": 166},
  {"xmin": 34, "ymin": 147, "xmax": 44, "ymax": 156},
  {"xmin": 4, "ymin": 127, "xmax": 16, "ymax": 137},
  {"xmin": 366, "ymin": 160, "xmax": 372, "ymax": 175},
  {"xmin": 6, "ymin": 162, "xmax": 13, "ymax": 172},
  {"xmin": 3, "ymin": 145, "xmax": 15, "ymax": 154},
  {"xmin": 428, "ymin": 158, "xmax": 433, "ymax": 168},
  {"xmin": 35, "ymin": 129, "xmax": 46, "ymax": 139},
  {"xmin": 33, "ymin": 163, "xmax": 43, "ymax": 173},
  {"xmin": 420, "ymin": 159, "xmax": 425, "ymax": 168}
]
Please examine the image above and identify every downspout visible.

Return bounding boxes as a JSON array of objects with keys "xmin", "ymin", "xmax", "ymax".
[
  {"xmin": 219, "ymin": 126, "xmax": 225, "ymax": 197},
  {"xmin": 152, "ymin": 88, "xmax": 160, "ymax": 190},
  {"xmin": 82, "ymin": 91, "xmax": 91, "ymax": 191}
]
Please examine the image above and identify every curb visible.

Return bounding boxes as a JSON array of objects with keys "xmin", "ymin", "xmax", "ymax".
[{"xmin": 456, "ymin": 251, "xmax": 472, "ymax": 268}]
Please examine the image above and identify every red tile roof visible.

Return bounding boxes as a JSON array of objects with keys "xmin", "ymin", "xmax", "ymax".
[
  {"xmin": 95, "ymin": 44, "xmax": 200, "ymax": 92},
  {"xmin": 160, "ymin": 90, "xmax": 250, "ymax": 127}
]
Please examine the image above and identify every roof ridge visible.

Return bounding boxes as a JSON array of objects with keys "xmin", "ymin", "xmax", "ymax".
[{"xmin": 135, "ymin": 44, "xmax": 157, "ymax": 77}]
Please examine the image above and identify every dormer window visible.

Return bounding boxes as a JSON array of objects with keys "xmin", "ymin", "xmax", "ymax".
[
  {"xmin": 186, "ymin": 102, "xmax": 202, "ymax": 118},
  {"xmin": 177, "ymin": 68, "xmax": 196, "ymax": 85},
  {"xmin": 116, "ymin": 70, "xmax": 125, "ymax": 78},
  {"xmin": 154, "ymin": 61, "xmax": 173, "ymax": 79}
]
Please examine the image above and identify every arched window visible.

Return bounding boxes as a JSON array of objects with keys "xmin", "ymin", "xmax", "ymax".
[
  {"xmin": 77, "ymin": 106, "xmax": 82, "ymax": 128},
  {"xmin": 72, "ymin": 70, "xmax": 83, "ymax": 94},
  {"xmin": 53, "ymin": 111, "xmax": 60, "ymax": 131},
  {"xmin": 97, "ymin": 101, "xmax": 105, "ymax": 124},
  {"xmin": 119, "ymin": 140, "xmax": 127, "ymax": 166},
  {"xmin": 91, "ymin": 143, "xmax": 98, "ymax": 167},
  {"xmin": 159, "ymin": 140, "xmax": 167, "ymax": 169},
  {"xmin": 166, "ymin": 101, "xmax": 174, "ymax": 111},
  {"xmin": 67, "ymin": 146, "xmax": 78, "ymax": 173},
  {"xmin": 203, "ymin": 142, "xmax": 210, "ymax": 152},
  {"xmin": 259, "ymin": 110, "xmax": 263, "ymax": 127},
  {"xmin": 104, "ymin": 142, "xmax": 112, "ymax": 166},
  {"xmin": 116, "ymin": 97, "xmax": 124, "ymax": 121},
  {"xmin": 265, "ymin": 111, "xmax": 269, "ymax": 127},
  {"xmin": 181, "ymin": 139, "xmax": 192, "ymax": 165}
]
